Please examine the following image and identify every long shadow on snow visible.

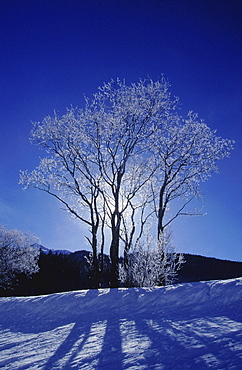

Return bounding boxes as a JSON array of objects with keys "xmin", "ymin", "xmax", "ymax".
[
  {"xmin": 1, "ymin": 285, "xmax": 242, "ymax": 369},
  {"xmin": 42, "ymin": 320, "xmax": 93, "ymax": 369},
  {"xmin": 42, "ymin": 289, "xmax": 125, "ymax": 369},
  {"xmin": 133, "ymin": 313, "xmax": 242, "ymax": 369},
  {"xmin": 42, "ymin": 288, "xmax": 242, "ymax": 369}
]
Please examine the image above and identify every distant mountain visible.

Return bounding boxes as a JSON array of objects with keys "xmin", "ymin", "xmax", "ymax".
[
  {"xmin": 71, "ymin": 250, "xmax": 91, "ymax": 261},
  {"xmin": 37, "ymin": 245, "xmax": 72, "ymax": 255}
]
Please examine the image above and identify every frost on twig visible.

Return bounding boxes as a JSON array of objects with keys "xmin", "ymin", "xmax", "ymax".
[{"xmin": 119, "ymin": 230, "xmax": 185, "ymax": 287}]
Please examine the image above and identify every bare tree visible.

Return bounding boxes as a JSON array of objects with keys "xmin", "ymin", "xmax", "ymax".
[
  {"xmin": 20, "ymin": 109, "xmax": 107, "ymax": 287},
  {"xmin": 20, "ymin": 78, "xmax": 234, "ymax": 288},
  {"xmin": 0, "ymin": 225, "xmax": 39, "ymax": 290},
  {"xmin": 21, "ymin": 77, "xmax": 178, "ymax": 287},
  {"xmin": 81, "ymin": 78, "xmax": 179, "ymax": 286}
]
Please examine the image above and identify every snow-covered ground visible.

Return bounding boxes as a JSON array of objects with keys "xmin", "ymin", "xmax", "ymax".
[{"xmin": 0, "ymin": 278, "xmax": 242, "ymax": 369}]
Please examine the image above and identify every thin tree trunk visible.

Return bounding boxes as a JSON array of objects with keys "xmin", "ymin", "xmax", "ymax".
[
  {"xmin": 109, "ymin": 211, "xmax": 121, "ymax": 288},
  {"xmin": 158, "ymin": 177, "xmax": 168, "ymax": 238},
  {"xmin": 91, "ymin": 225, "xmax": 100, "ymax": 289}
]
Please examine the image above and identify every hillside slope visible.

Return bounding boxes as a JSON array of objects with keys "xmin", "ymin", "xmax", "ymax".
[{"xmin": 0, "ymin": 278, "xmax": 242, "ymax": 369}]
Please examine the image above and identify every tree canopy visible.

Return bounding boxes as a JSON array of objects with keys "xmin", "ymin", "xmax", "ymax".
[{"xmin": 0, "ymin": 225, "xmax": 39, "ymax": 290}]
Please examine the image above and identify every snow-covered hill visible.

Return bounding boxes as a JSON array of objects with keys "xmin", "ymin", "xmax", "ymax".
[
  {"xmin": 0, "ymin": 278, "xmax": 242, "ymax": 369},
  {"xmin": 37, "ymin": 245, "xmax": 72, "ymax": 255}
]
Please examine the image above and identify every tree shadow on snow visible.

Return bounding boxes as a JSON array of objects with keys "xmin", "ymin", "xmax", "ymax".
[
  {"xmin": 1, "ymin": 287, "xmax": 242, "ymax": 369},
  {"xmin": 41, "ymin": 289, "xmax": 124, "ymax": 369},
  {"xmin": 42, "ymin": 320, "xmax": 93, "ymax": 369}
]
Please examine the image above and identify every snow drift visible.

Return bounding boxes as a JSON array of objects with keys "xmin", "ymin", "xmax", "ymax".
[{"xmin": 0, "ymin": 278, "xmax": 242, "ymax": 369}]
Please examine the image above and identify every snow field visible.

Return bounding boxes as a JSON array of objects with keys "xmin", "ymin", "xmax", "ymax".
[{"xmin": 0, "ymin": 278, "xmax": 242, "ymax": 369}]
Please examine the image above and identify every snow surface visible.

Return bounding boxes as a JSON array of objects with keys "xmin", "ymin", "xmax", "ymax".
[{"xmin": 0, "ymin": 278, "xmax": 242, "ymax": 369}]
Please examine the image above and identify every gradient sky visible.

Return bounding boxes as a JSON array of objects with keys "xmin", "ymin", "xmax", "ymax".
[{"xmin": 0, "ymin": 0, "xmax": 241, "ymax": 261}]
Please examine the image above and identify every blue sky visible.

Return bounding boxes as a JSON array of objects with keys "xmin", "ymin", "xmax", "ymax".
[{"xmin": 0, "ymin": 0, "xmax": 241, "ymax": 261}]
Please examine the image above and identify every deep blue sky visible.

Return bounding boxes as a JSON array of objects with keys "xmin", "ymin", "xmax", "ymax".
[{"xmin": 0, "ymin": 0, "xmax": 241, "ymax": 260}]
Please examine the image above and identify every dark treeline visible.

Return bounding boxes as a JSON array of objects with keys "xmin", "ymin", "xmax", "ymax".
[
  {"xmin": 1, "ymin": 251, "xmax": 242, "ymax": 297},
  {"xmin": 176, "ymin": 254, "xmax": 242, "ymax": 283},
  {"xmin": 0, "ymin": 250, "xmax": 113, "ymax": 297},
  {"xmin": 0, "ymin": 250, "xmax": 93, "ymax": 297}
]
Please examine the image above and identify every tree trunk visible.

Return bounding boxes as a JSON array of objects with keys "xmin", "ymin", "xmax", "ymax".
[
  {"xmin": 109, "ymin": 212, "xmax": 121, "ymax": 288},
  {"xmin": 158, "ymin": 180, "xmax": 167, "ymax": 238},
  {"xmin": 110, "ymin": 242, "xmax": 119, "ymax": 288},
  {"xmin": 91, "ymin": 226, "xmax": 100, "ymax": 289},
  {"xmin": 91, "ymin": 252, "xmax": 100, "ymax": 289},
  {"xmin": 158, "ymin": 204, "xmax": 165, "ymax": 238}
]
